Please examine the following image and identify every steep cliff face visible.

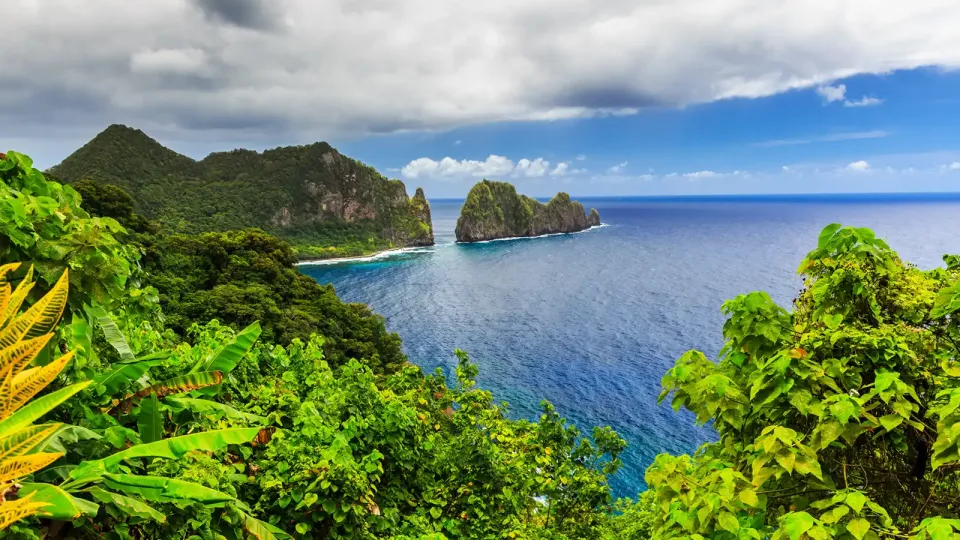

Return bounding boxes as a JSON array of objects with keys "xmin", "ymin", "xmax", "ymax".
[
  {"xmin": 455, "ymin": 180, "xmax": 601, "ymax": 242},
  {"xmin": 49, "ymin": 124, "xmax": 434, "ymax": 258}
]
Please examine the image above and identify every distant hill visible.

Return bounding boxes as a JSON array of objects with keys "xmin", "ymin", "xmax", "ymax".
[
  {"xmin": 48, "ymin": 125, "xmax": 434, "ymax": 259},
  {"xmin": 455, "ymin": 179, "xmax": 600, "ymax": 242}
]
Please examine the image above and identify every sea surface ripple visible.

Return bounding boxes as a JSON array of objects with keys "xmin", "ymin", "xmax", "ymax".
[{"xmin": 300, "ymin": 194, "xmax": 960, "ymax": 498}]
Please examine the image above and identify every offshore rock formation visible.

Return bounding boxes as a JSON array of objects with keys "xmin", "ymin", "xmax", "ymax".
[
  {"xmin": 49, "ymin": 124, "xmax": 434, "ymax": 256},
  {"xmin": 455, "ymin": 180, "xmax": 601, "ymax": 242}
]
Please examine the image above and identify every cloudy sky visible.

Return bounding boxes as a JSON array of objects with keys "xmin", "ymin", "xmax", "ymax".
[{"xmin": 3, "ymin": 0, "xmax": 960, "ymax": 197}]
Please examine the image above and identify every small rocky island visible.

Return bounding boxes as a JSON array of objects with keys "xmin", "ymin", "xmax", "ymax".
[{"xmin": 455, "ymin": 179, "xmax": 601, "ymax": 242}]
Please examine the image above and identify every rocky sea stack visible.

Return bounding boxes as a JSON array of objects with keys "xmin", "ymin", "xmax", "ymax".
[{"xmin": 455, "ymin": 180, "xmax": 601, "ymax": 242}]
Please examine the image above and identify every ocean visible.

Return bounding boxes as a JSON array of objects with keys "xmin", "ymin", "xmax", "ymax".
[{"xmin": 298, "ymin": 194, "xmax": 960, "ymax": 498}]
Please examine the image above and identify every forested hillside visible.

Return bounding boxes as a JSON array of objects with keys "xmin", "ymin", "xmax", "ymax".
[{"xmin": 48, "ymin": 125, "xmax": 434, "ymax": 259}]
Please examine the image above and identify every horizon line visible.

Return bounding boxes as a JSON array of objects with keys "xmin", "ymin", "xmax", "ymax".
[{"xmin": 427, "ymin": 191, "xmax": 960, "ymax": 202}]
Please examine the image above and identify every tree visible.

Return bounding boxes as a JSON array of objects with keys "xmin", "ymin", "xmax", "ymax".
[{"xmin": 645, "ymin": 224, "xmax": 960, "ymax": 539}]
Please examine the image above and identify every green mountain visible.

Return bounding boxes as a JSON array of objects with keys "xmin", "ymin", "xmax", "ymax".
[
  {"xmin": 455, "ymin": 179, "xmax": 601, "ymax": 242},
  {"xmin": 48, "ymin": 124, "xmax": 434, "ymax": 259}
]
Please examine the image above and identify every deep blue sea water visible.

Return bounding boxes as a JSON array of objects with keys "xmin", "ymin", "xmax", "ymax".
[{"xmin": 299, "ymin": 194, "xmax": 960, "ymax": 498}]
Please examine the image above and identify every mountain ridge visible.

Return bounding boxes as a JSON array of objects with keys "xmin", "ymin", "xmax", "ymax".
[{"xmin": 48, "ymin": 124, "xmax": 434, "ymax": 259}]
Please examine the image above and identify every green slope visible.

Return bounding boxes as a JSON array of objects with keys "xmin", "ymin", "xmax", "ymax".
[{"xmin": 49, "ymin": 124, "xmax": 434, "ymax": 259}]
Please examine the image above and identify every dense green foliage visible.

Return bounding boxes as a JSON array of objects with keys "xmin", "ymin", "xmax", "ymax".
[
  {"xmin": 48, "ymin": 125, "xmax": 433, "ymax": 260},
  {"xmin": 0, "ymin": 151, "xmax": 140, "ymax": 312},
  {"xmin": 63, "ymin": 162, "xmax": 407, "ymax": 370},
  {"xmin": 634, "ymin": 224, "xmax": 960, "ymax": 538},
  {"xmin": 10, "ymin": 141, "xmax": 960, "ymax": 539},
  {"xmin": 140, "ymin": 228, "xmax": 406, "ymax": 372},
  {"xmin": 2, "ymin": 150, "xmax": 628, "ymax": 539},
  {"xmin": 455, "ymin": 180, "xmax": 599, "ymax": 242}
]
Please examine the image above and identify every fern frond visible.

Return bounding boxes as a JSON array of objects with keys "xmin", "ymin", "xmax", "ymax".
[
  {"xmin": 0, "ymin": 335, "xmax": 53, "ymax": 382},
  {"xmin": 0, "ymin": 353, "xmax": 74, "ymax": 421},
  {"xmin": 0, "ymin": 264, "xmax": 21, "ymax": 284},
  {"xmin": 0, "ymin": 452, "xmax": 63, "ymax": 484},
  {"xmin": 22, "ymin": 270, "xmax": 68, "ymax": 341},
  {"xmin": 0, "ymin": 270, "xmax": 69, "ymax": 350},
  {"xmin": 0, "ymin": 492, "xmax": 48, "ymax": 530},
  {"xmin": 1, "ymin": 280, "xmax": 35, "ymax": 329},
  {"xmin": 0, "ymin": 425, "xmax": 60, "ymax": 462}
]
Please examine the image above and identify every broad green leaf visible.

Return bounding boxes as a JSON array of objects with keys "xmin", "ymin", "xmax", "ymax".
[
  {"xmin": 930, "ymin": 434, "xmax": 960, "ymax": 471},
  {"xmin": 239, "ymin": 511, "xmax": 292, "ymax": 539},
  {"xmin": 846, "ymin": 517, "xmax": 870, "ymax": 540},
  {"xmin": 101, "ymin": 473, "xmax": 236, "ymax": 504},
  {"xmin": 19, "ymin": 483, "xmax": 84, "ymax": 520},
  {"xmin": 39, "ymin": 425, "xmax": 102, "ymax": 453},
  {"xmin": 845, "ymin": 491, "xmax": 867, "ymax": 513},
  {"xmin": 781, "ymin": 511, "xmax": 815, "ymax": 540},
  {"xmin": 95, "ymin": 360, "xmax": 163, "ymax": 396},
  {"xmin": 85, "ymin": 305, "xmax": 135, "ymax": 362},
  {"xmin": 0, "ymin": 381, "xmax": 91, "ymax": 437},
  {"xmin": 137, "ymin": 393, "xmax": 163, "ymax": 444},
  {"xmin": 197, "ymin": 321, "xmax": 261, "ymax": 374},
  {"xmin": 165, "ymin": 397, "xmax": 267, "ymax": 424},
  {"xmin": 739, "ymin": 489, "xmax": 759, "ymax": 507},
  {"xmin": 137, "ymin": 371, "xmax": 223, "ymax": 399},
  {"xmin": 879, "ymin": 414, "xmax": 903, "ymax": 432},
  {"xmin": 70, "ymin": 427, "xmax": 260, "ymax": 478},
  {"xmin": 823, "ymin": 313, "xmax": 843, "ymax": 330},
  {"xmin": 818, "ymin": 223, "xmax": 843, "ymax": 249},
  {"xmin": 830, "ymin": 401, "xmax": 856, "ymax": 424},
  {"xmin": 86, "ymin": 487, "xmax": 166, "ymax": 522},
  {"xmin": 718, "ymin": 511, "xmax": 739, "ymax": 533}
]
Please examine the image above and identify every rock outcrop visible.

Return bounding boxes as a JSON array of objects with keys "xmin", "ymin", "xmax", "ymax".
[{"xmin": 455, "ymin": 180, "xmax": 601, "ymax": 242}]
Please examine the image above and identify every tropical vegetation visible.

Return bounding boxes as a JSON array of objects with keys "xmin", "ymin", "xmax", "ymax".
[{"xmin": 3, "ymin": 141, "xmax": 960, "ymax": 538}]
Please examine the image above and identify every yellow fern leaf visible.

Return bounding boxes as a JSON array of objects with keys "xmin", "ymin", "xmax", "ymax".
[
  {"xmin": 22, "ymin": 269, "xmax": 68, "ymax": 341},
  {"xmin": 0, "ymin": 270, "xmax": 69, "ymax": 350},
  {"xmin": 0, "ymin": 264, "xmax": 21, "ymax": 284},
  {"xmin": 0, "ymin": 492, "xmax": 48, "ymax": 530},
  {"xmin": 0, "ymin": 425, "xmax": 60, "ymax": 462},
  {"xmin": 0, "ymin": 335, "xmax": 52, "ymax": 382},
  {"xmin": 0, "ymin": 285, "xmax": 9, "ymax": 329},
  {"xmin": 0, "ymin": 353, "xmax": 74, "ymax": 421},
  {"xmin": 0, "ymin": 452, "xmax": 63, "ymax": 484},
  {"xmin": 1, "ymin": 280, "xmax": 35, "ymax": 330}
]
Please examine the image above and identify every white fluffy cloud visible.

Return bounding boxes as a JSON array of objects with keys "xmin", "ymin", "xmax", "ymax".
[
  {"xmin": 607, "ymin": 162, "xmax": 629, "ymax": 174},
  {"xmin": 401, "ymin": 155, "xmax": 588, "ymax": 180},
  {"xmin": 816, "ymin": 85, "xmax": 847, "ymax": 103},
  {"xmin": 551, "ymin": 163, "xmax": 570, "ymax": 176},
  {"xmin": 683, "ymin": 170, "xmax": 719, "ymax": 179},
  {"xmin": 847, "ymin": 160, "xmax": 871, "ymax": 171},
  {"xmin": 401, "ymin": 155, "xmax": 515, "ymax": 179},
  {"xmin": 844, "ymin": 96, "xmax": 884, "ymax": 107},
  {"xmin": 948, "ymin": 162, "xmax": 960, "ymax": 170},
  {"xmin": 130, "ymin": 48, "xmax": 207, "ymax": 74},
  {"xmin": 2, "ymin": 0, "xmax": 955, "ymax": 144},
  {"xmin": 815, "ymin": 84, "xmax": 884, "ymax": 107}
]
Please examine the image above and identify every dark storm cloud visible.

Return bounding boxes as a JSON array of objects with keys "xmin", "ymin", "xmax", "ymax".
[
  {"xmin": 547, "ymin": 87, "xmax": 667, "ymax": 110},
  {"xmin": 193, "ymin": 0, "xmax": 281, "ymax": 30}
]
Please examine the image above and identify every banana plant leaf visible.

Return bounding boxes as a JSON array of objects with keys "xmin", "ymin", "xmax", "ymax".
[{"xmin": 70, "ymin": 427, "xmax": 261, "ymax": 478}]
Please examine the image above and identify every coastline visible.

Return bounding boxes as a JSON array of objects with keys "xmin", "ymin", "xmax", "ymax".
[
  {"xmin": 297, "ymin": 224, "xmax": 610, "ymax": 265},
  {"xmin": 296, "ymin": 246, "xmax": 433, "ymax": 266},
  {"xmin": 455, "ymin": 223, "xmax": 609, "ymax": 245}
]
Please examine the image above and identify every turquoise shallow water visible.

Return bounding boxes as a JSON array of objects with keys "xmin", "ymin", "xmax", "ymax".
[{"xmin": 300, "ymin": 194, "xmax": 960, "ymax": 498}]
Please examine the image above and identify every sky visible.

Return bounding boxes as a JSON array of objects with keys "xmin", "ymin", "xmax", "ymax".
[{"xmin": 3, "ymin": 0, "xmax": 960, "ymax": 198}]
